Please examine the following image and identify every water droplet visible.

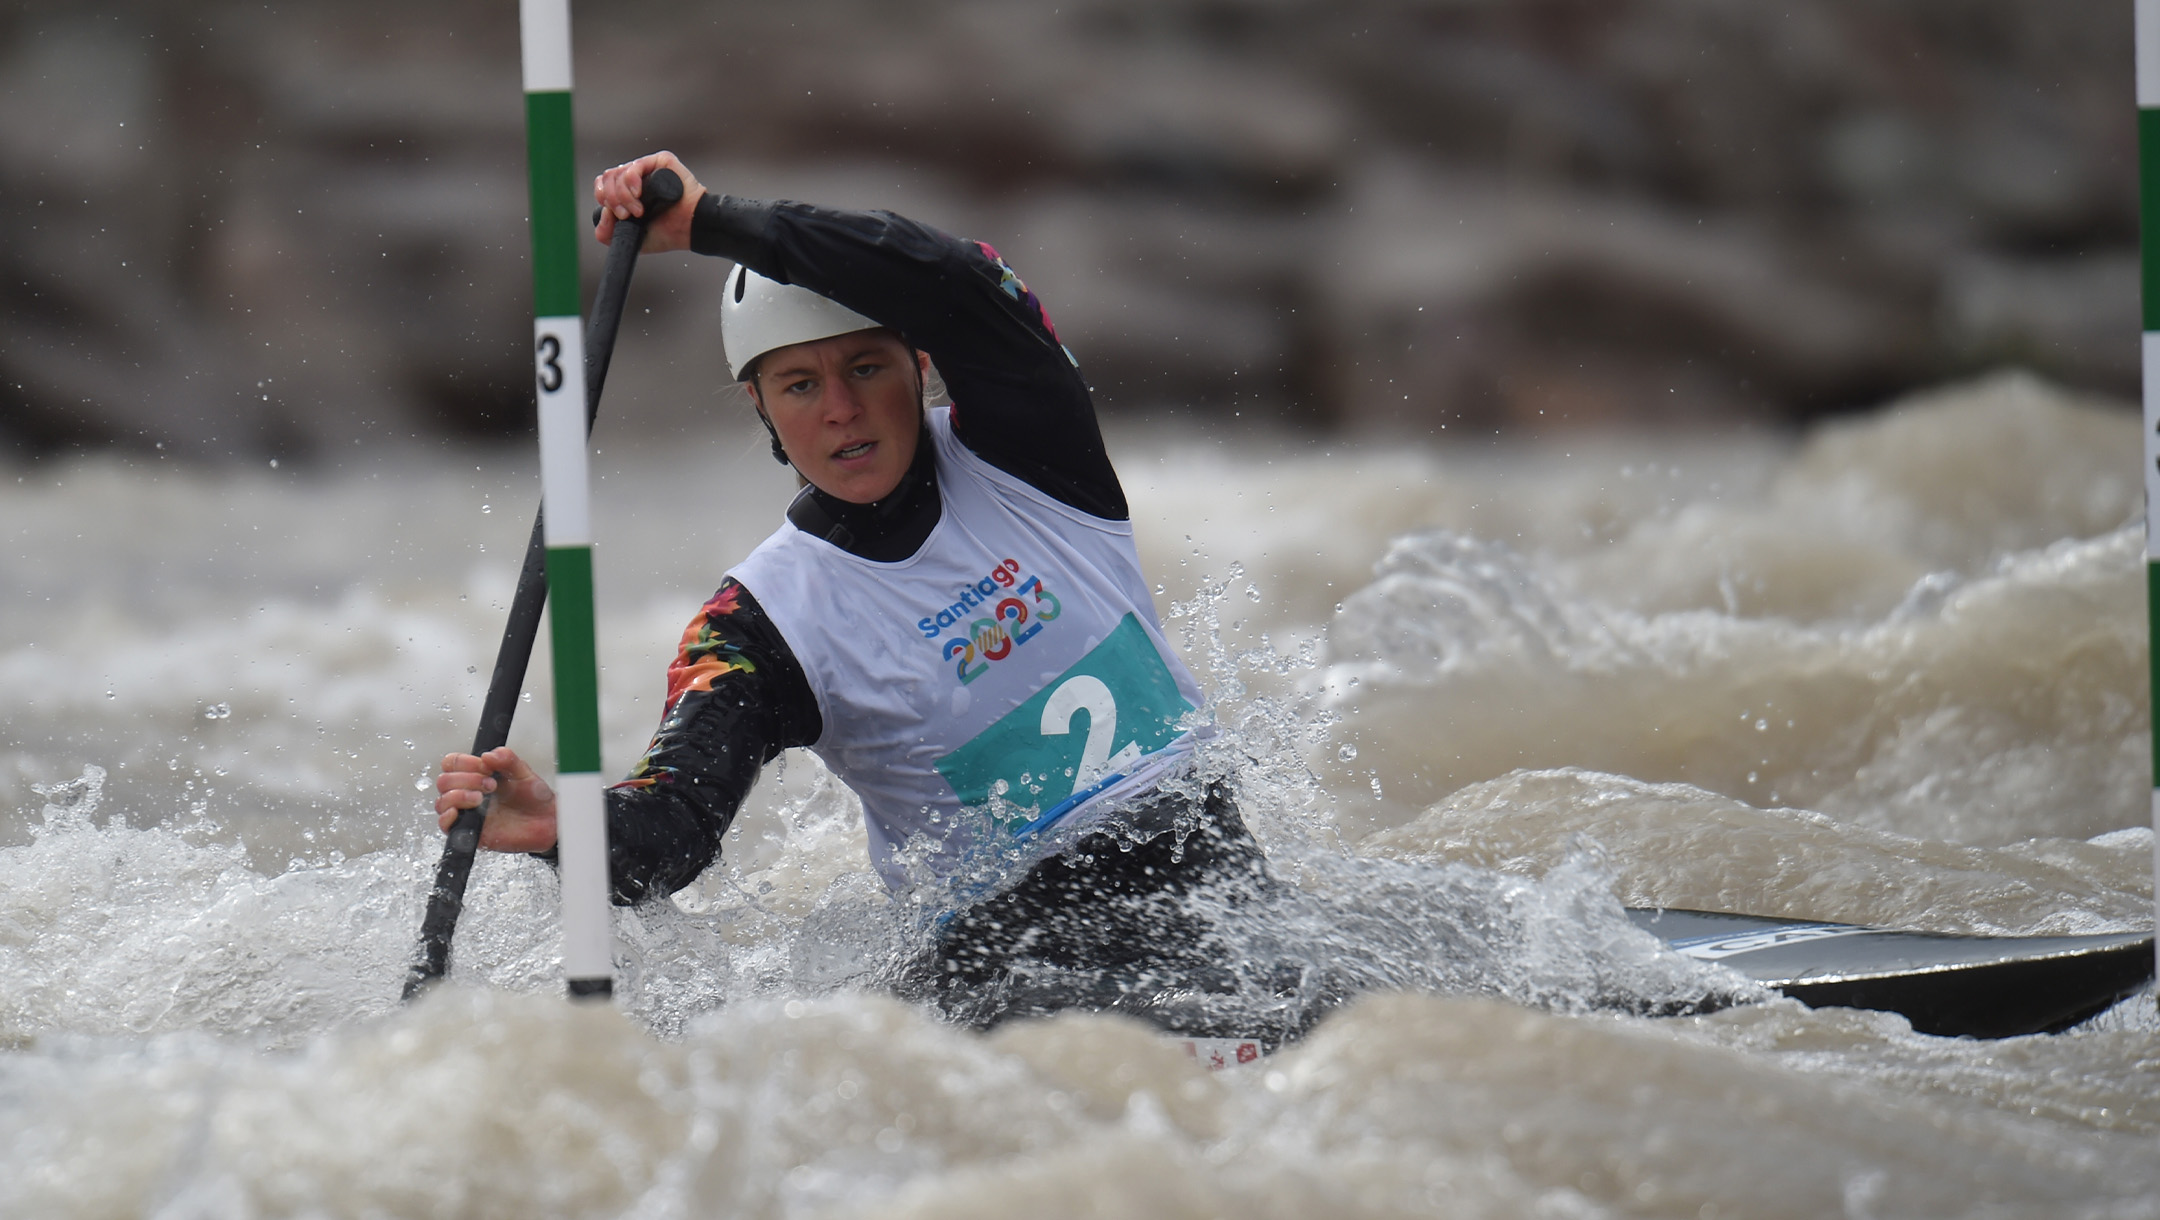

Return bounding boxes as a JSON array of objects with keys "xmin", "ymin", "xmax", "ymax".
[
  {"xmin": 480, "ymin": 503, "xmax": 492, "ymax": 514},
  {"xmin": 1337, "ymin": 743, "xmax": 1358, "ymax": 761},
  {"xmin": 1369, "ymin": 776, "xmax": 1384, "ymax": 798},
  {"xmin": 1746, "ymin": 770, "xmax": 1759, "ymax": 784},
  {"xmin": 105, "ymin": 690, "xmax": 116, "ymax": 700},
  {"xmin": 1754, "ymin": 718, "xmax": 1767, "ymax": 732},
  {"xmin": 204, "ymin": 702, "xmax": 231, "ymax": 720},
  {"xmin": 1245, "ymin": 584, "xmax": 1262, "ymax": 602},
  {"xmin": 413, "ymin": 775, "xmax": 431, "ymax": 791}
]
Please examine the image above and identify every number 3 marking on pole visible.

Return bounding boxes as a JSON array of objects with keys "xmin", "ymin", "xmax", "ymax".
[
  {"xmin": 536, "ymin": 334, "xmax": 564, "ymax": 393},
  {"xmin": 1041, "ymin": 675, "xmax": 1117, "ymax": 788}
]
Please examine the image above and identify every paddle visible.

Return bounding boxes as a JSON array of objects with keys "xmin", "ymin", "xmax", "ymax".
[{"xmin": 403, "ymin": 167, "xmax": 685, "ymax": 1001}]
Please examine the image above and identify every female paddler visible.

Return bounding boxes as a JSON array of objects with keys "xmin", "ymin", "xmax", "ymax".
[{"xmin": 434, "ymin": 152, "xmax": 1281, "ymax": 1028}]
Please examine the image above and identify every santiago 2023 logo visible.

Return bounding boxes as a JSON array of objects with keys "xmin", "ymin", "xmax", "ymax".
[{"xmin": 915, "ymin": 557, "xmax": 1063, "ymax": 686}]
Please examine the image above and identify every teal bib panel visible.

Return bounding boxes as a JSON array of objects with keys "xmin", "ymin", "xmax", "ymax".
[{"xmin": 935, "ymin": 612, "xmax": 1197, "ymax": 827}]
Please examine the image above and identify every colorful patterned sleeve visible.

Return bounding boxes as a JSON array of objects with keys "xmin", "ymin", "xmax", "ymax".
[{"xmin": 594, "ymin": 577, "xmax": 822, "ymax": 904}]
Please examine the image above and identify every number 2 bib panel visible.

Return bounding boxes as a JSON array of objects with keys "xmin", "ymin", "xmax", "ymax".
[{"xmin": 728, "ymin": 407, "xmax": 1204, "ymax": 893}]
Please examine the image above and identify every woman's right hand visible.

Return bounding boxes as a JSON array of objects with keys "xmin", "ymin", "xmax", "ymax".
[
  {"xmin": 593, "ymin": 150, "xmax": 707, "ymax": 254},
  {"xmin": 434, "ymin": 746, "xmax": 560, "ymax": 853}
]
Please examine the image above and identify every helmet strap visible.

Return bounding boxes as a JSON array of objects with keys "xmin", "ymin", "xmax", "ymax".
[
  {"xmin": 742, "ymin": 378, "xmax": 793, "ymax": 467},
  {"xmin": 755, "ymin": 408, "xmax": 790, "ymax": 466}
]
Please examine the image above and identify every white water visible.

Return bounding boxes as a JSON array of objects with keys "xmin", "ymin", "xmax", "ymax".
[{"xmin": 1, "ymin": 370, "xmax": 2153, "ymax": 1217}]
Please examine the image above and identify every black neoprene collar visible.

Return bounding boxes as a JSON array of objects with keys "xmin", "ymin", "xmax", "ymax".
[{"xmin": 784, "ymin": 421, "xmax": 942, "ymax": 562}]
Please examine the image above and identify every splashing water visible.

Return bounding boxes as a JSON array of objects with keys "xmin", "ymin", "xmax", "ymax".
[{"xmin": 0, "ymin": 374, "xmax": 2155, "ymax": 1217}]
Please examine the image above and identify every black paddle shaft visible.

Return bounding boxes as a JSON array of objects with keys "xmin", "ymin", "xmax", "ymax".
[{"xmin": 403, "ymin": 168, "xmax": 685, "ymax": 1001}]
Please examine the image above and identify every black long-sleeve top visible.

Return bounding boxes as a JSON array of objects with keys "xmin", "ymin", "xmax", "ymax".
[{"xmin": 589, "ymin": 195, "xmax": 1126, "ymax": 904}]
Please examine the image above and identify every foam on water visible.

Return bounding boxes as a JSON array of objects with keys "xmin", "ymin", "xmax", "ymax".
[
  {"xmin": 1361, "ymin": 770, "xmax": 2153, "ymax": 935},
  {"xmin": 4, "ymin": 989, "xmax": 2154, "ymax": 1218},
  {"xmin": 1313, "ymin": 375, "xmax": 2150, "ymax": 847},
  {"xmin": 1, "ymin": 375, "xmax": 2156, "ymax": 1217}
]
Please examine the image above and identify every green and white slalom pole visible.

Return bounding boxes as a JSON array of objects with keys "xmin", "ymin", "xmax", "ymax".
[
  {"xmin": 522, "ymin": 0, "xmax": 612, "ymax": 1000},
  {"xmin": 2141, "ymin": 0, "xmax": 2160, "ymax": 1002}
]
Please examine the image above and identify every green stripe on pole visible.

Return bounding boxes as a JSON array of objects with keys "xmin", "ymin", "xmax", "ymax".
[
  {"xmin": 545, "ymin": 545, "xmax": 602, "ymax": 774},
  {"xmin": 526, "ymin": 90, "xmax": 581, "ymax": 319},
  {"xmin": 2150, "ymin": 564, "xmax": 2160, "ymax": 788}
]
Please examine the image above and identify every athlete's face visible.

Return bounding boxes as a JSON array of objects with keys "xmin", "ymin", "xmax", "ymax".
[{"xmin": 750, "ymin": 329, "xmax": 928, "ymax": 504}]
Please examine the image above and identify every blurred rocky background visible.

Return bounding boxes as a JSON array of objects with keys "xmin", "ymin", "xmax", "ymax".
[{"xmin": 0, "ymin": 0, "xmax": 2137, "ymax": 458}]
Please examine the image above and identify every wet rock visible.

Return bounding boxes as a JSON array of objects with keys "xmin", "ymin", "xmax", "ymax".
[{"xmin": 0, "ymin": 0, "xmax": 2139, "ymax": 457}]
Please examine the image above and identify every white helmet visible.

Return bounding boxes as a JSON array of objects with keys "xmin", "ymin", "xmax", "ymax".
[{"xmin": 722, "ymin": 264, "xmax": 881, "ymax": 380}]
